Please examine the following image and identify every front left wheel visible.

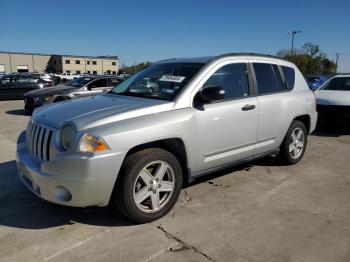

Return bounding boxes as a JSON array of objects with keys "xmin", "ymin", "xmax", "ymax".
[{"xmin": 113, "ymin": 148, "xmax": 183, "ymax": 223}]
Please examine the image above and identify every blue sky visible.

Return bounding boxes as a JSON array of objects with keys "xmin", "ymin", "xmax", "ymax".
[{"xmin": 1, "ymin": 0, "xmax": 350, "ymax": 72}]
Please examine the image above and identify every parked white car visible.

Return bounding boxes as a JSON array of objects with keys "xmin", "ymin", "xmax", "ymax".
[
  {"xmin": 55, "ymin": 73, "xmax": 80, "ymax": 80},
  {"xmin": 315, "ymin": 75, "xmax": 350, "ymax": 120}
]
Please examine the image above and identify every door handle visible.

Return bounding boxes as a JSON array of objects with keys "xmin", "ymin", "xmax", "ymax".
[{"xmin": 241, "ymin": 104, "xmax": 256, "ymax": 111}]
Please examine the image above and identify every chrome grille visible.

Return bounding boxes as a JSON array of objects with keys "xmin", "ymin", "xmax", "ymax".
[{"xmin": 27, "ymin": 120, "xmax": 54, "ymax": 161}]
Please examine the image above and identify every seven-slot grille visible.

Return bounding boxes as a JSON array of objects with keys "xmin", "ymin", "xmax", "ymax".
[{"xmin": 26, "ymin": 120, "xmax": 54, "ymax": 161}]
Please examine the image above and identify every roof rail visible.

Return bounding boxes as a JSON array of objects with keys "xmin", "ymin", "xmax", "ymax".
[
  {"xmin": 156, "ymin": 52, "xmax": 287, "ymax": 65},
  {"xmin": 214, "ymin": 52, "xmax": 285, "ymax": 60}
]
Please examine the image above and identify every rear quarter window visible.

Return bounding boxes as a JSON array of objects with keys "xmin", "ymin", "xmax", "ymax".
[{"xmin": 282, "ymin": 66, "xmax": 295, "ymax": 90}]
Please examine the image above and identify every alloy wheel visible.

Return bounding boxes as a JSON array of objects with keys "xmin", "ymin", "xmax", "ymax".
[
  {"xmin": 289, "ymin": 127, "xmax": 305, "ymax": 159},
  {"xmin": 133, "ymin": 160, "xmax": 175, "ymax": 213}
]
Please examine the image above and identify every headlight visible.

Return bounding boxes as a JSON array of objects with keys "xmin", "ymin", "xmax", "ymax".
[
  {"xmin": 60, "ymin": 124, "xmax": 76, "ymax": 151},
  {"xmin": 78, "ymin": 133, "xmax": 110, "ymax": 153},
  {"xmin": 33, "ymin": 97, "xmax": 45, "ymax": 104}
]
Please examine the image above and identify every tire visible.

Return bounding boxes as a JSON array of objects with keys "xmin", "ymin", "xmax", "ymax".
[
  {"xmin": 113, "ymin": 148, "xmax": 183, "ymax": 223},
  {"xmin": 279, "ymin": 120, "xmax": 308, "ymax": 165}
]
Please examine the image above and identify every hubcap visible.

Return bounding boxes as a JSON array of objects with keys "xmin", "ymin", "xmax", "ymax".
[
  {"xmin": 289, "ymin": 127, "xmax": 305, "ymax": 159},
  {"xmin": 133, "ymin": 160, "xmax": 175, "ymax": 213}
]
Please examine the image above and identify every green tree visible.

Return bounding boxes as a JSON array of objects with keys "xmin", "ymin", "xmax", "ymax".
[
  {"xmin": 277, "ymin": 43, "xmax": 336, "ymax": 75},
  {"xmin": 302, "ymin": 42, "xmax": 320, "ymax": 58},
  {"xmin": 119, "ymin": 61, "xmax": 152, "ymax": 74}
]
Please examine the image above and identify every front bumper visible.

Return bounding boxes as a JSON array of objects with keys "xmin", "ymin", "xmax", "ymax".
[{"xmin": 16, "ymin": 131, "xmax": 125, "ymax": 207}]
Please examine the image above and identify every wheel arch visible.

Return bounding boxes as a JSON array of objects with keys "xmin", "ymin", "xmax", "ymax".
[
  {"xmin": 123, "ymin": 138, "xmax": 190, "ymax": 184},
  {"xmin": 293, "ymin": 114, "xmax": 311, "ymax": 134}
]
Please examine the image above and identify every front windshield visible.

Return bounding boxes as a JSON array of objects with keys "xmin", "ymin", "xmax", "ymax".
[
  {"xmin": 110, "ymin": 63, "xmax": 204, "ymax": 100},
  {"xmin": 66, "ymin": 77, "xmax": 93, "ymax": 87},
  {"xmin": 320, "ymin": 77, "xmax": 350, "ymax": 91}
]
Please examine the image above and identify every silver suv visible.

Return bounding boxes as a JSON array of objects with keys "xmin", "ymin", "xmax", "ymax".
[{"xmin": 16, "ymin": 54, "xmax": 317, "ymax": 223}]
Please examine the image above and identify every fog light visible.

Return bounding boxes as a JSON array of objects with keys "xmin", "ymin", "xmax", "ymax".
[{"xmin": 53, "ymin": 186, "xmax": 72, "ymax": 202}]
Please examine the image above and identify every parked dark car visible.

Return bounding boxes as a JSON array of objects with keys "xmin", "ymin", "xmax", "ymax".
[
  {"xmin": 0, "ymin": 74, "xmax": 50, "ymax": 100},
  {"xmin": 24, "ymin": 75, "xmax": 124, "ymax": 113}
]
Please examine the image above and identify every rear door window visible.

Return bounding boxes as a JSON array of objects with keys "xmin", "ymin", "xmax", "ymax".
[
  {"xmin": 281, "ymin": 66, "xmax": 295, "ymax": 90},
  {"xmin": 15, "ymin": 76, "xmax": 38, "ymax": 84},
  {"xmin": 0, "ymin": 76, "xmax": 12, "ymax": 85},
  {"xmin": 253, "ymin": 63, "xmax": 280, "ymax": 95},
  {"xmin": 88, "ymin": 78, "xmax": 108, "ymax": 89},
  {"xmin": 109, "ymin": 78, "xmax": 122, "ymax": 86}
]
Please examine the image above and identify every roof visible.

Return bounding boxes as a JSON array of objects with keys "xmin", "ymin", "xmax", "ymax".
[
  {"xmin": 0, "ymin": 51, "xmax": 118, "ymax": 60},
  {"xmin": 157, "ymin": 53, "xmax": 287, "ymax": 65}
]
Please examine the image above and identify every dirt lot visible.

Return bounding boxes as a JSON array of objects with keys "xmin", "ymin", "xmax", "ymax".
[{"xmin": 0, "ymin": 100, "xmax": 350, "ymax": 262}]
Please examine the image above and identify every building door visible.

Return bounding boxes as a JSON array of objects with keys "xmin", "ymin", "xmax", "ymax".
[{"xmin": 17, "ymin": 65, "xmax": 29, "ymax": 73}]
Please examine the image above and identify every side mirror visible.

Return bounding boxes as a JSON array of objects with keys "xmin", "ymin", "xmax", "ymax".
[{"xmin": 200, "ymin": 86, "xmax": 225, "ymax": 103}]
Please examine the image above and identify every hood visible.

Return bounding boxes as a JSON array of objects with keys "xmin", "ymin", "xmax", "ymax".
[
  {"xmin": 33, "ymin": 94, "xmax": 173, "ymax": 130},
  {"xmin": 25, "ymin": 85, "xmax": 79, "ymax": 97},
  {"xmin": 315, "ymin": 90, "xmax": 350, "ymax": 106}
]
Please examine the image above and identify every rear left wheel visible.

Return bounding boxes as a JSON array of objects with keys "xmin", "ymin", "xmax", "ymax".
[{"xmin": 279, "ymin": 120, "xmax": 307, "ymax": 164}]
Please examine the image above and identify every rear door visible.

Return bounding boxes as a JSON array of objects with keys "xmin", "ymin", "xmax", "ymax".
[{"xmin": 250, "ymin": 62, "xmax": 287, "ymax": 155}]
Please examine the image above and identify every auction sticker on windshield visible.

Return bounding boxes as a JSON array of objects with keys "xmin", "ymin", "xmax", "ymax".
[{"xmin": 159, "ymin": 75, "xmax": 186, "ymax": 83}]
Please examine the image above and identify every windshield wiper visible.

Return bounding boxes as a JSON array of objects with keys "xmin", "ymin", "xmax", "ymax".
[
  {"xmin": 109, "ymin": 91, "xmax": 170, "ymax": 101},
  {"xmin": 116, "ymin": 91, "xmax": 148, "ymax": 98}
]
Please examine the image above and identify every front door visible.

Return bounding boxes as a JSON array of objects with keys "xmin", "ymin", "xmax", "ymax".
[{"xmin": 193, "ymin": 62, "xmax": 258, "ymax": 172}]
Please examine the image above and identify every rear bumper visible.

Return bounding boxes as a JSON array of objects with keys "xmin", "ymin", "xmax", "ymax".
[{"xmin": 16, "ymin": 131, "xmax": 125, "ymax": 207}]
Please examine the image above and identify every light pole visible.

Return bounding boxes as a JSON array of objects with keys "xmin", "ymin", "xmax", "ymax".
[{"xmin": 288, "ymin": 30, "xmax": 301, "ymax": 55}]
